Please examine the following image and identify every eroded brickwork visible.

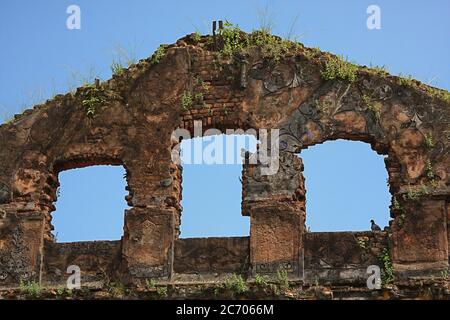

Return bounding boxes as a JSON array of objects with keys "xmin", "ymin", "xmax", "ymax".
[{"xmin": 0, "ymin": 32, "xmax": 449, "ymax": 297}]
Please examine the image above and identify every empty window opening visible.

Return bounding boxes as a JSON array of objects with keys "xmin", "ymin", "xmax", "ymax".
[
  {"xmin": 299, "ymin": 139, "xmax": 391, "ymax": 232},
  {"xmin": 179, "ymin": 134, "xmax": 257, "ymax": 238},
  {"xmin": 51, "ymin": 165, "xmax": 129, "ymax": 242}
]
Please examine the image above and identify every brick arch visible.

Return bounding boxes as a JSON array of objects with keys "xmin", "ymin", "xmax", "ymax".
[{"xmin": 272, "ymin": 82, "xmax": 448, "ymax": 279}]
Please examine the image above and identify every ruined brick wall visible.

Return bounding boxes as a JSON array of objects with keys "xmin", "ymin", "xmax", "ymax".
[
  {"xmin": 304, "ymin": 231, "xmax": 388, "ymax": 285},
  {"xmin": 0, "ymin": 32, "xmax": 449, "ymax": 288},
  {"xmin": 173, "ymin": 237, "xmax": 249, "ymax": 279}
]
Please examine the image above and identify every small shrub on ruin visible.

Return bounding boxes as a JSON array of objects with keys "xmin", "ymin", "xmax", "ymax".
[
  {"xmin": 379, "ymin": 247, "xmax": 394, "ymax": 285},
  {"xmin": 398, "ymin": 73, "xmax": 415, "ymax": 86},
  {"xmin": 181, "ymin": 91, "xmax": 193, "ymax": 111},
  {"xmin": 107, "ymin": 282, "xmax": 126, "ymax": 297},
  {"xmin": 19, "ymin": 280, "xmax": 42, "ymax": 298},
  {"xmin": 145, "ymin": 279, "xmax": 157, "ymax": 290},
  {"xmin": 425, "ymin": 160, "xmax": 435, "ymax": 180},
  {"xmin": 81, "ymin": 84, "xmax": 105, "ymax": 118},
  {"xmin": 224, "ymin": 274, "xmax": 248, "ymax": 294},
  {"xmin": 150, "ymin": 45, "xmax": 166, "ymax": 65},
  {"xmin": 191, "ymin": 31, "xmax": 201, "ymax": 43},
  {"xmin": 254, "ymin": 274, "xmax": 269, "ymax": 287},
  {"xmin": 424, "ymin": 133, "xmax": 434, "ymax": 149},
  {"xmin": 321, "ymin": 55, "xmax": 358, "ymax": 82},
  {"xmin": 156, "ymin": 286, "xmax": 168, "ymax": 297},
  {"xmin": 276, "ymin": 268, "xmax": 289, "ymax": 291},
  {"xmin": 110, "ymin": 60, "xmax": 126, "ymax": 76}
]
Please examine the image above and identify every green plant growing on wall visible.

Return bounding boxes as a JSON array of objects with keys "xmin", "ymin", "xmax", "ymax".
[
  {"xmin": 362, "ymin": 94, "xmax": 382, "ymax": 122},
  {"xmin": 392, "ymin": 196, "xmax": 401, "ymax": 211},
  {"xmin": 425, "ymin": 160, "xmax": 435, "ymax": 180},
  {"xmin": 55, "ymin": 287, "xmax": 73, "ymax": 298},
  {"xmin": 218, "ymin": 20, "xmax": 247, "ymax": 57},
  {"xmin": 420, "ymin": 183, "xmax": 430, "ymax": 195},
  {"xmin": 402, "ymin": 184, "xmax": 419, "ymax": 201},
  {"xmin": 393, "ymin": 73, "xmax": 450, "ymax": 104},
  {"xmin": 202, "ymin": 81, "xmax": 210, "ymax": 93},
  {"xmin": 150, "ymin": 45, "xmax": 166, "ymax": 65},
  {"xmin": 379, "ymin": 247, "xmax": 394, "ymax": 285},
  {"xmin": 398, "ymin": 73, "xmax": 415, "ymax": 86},
  {"xmin": 156, "ymin": 286, "xmax": 168, "ymax": 297},
  {"xmin": 321, "ymin": 55, "xmax": 358, "ymax": 82},
  {"xmin": 82, "ymin": 96, "xmax": 102, "ymax": 117},
  {"xmin": 303, "ymin": 47, "xmax": 321, "ymax": 60},
  {"xmin": 313, "ymin": 99, "xmax": 330, "ymax": 114},
  {"xmin": 397, "ymin": 212, "xmax": 407, "ymax": 229},
  {"xmin": 81, "ymin": 84, "xmax": 105, "ymax": 118},
  {"xmin": 368, "ymin": 63, "xmax": 389, "ymax": 75},
  {"xmin": 224, "ymin": 274, "xmax": 248, "ymax": 294},
  {"xmin": 276, "ymin": 268, "xmax": 289, "ymax": 291},
  {"xmin": 216, "ymin": 21, "xmax": 300, "ymax": 63},
  {"xmin": 249, "ymin": 30, "xmax": 294, "ymax": 62},
  {"xmin": 430, "ymin": 178, "xmax": 439, "ymax": 189},
  {"xmin": 145, "ymin": 279, "xmax": 157, "ymax": 290},
  {"xmin": 392, "ymin": 196, "xmax": 407, "ymax": 229},
  {"xmin": 107, "ymin": 282, "xmax": 126, "ymax": 297},
  {"xmin": 194, "ymin": 92, "xmax": 204, "ymax": 105},
  {"xmin": 356, "ymin": 239, "xmax": 369, "ymax": 250},
  {"xmin": 362, "ymin": 94, "xmax": 371, "ymax": 106},
  {"xmin": 19, "ymin": 280, "xmax": 42, "ymax": 298},
  {"xmin": 196, "ymin": 77, "xmax": 210, "ymax": 93},
  {"xmin": 181, "ymin": 91, "xmax": 193, "ymax": 111},
  {"xmin": 110, "ymin": 60, "xmax": 125, "ymax": 76},
  {"xmin": 111, "ymin": 44, "xmax": 137, "ymax": 73},
  {"xmin": 369, "ymin": 102, "xmax": 382, "ymax": 121},
  {"xmin": 254, "ymin": 274, "xmax": 269, "ymax": 287},
  {"xmin": 55, "ymin": 287, "xmax": 65, "ymax": 297},
  {"xmin": 427, "ymin": 87, "xmax": 450, "ymax": 104},
  {"xmin": 424, "ymin": 133, "xmax": 434, "ymax": 149},
  {"xmin": 191, "ymin": 31, "xmax": 201, "ymax": 43}
]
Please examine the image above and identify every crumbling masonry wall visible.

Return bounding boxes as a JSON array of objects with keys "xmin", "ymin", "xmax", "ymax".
[{"xmin": 0, "ymin": 32, "xmax": 449, "ymax": 288}]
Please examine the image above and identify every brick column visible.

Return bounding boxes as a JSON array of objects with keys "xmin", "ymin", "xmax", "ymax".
[
  {"xmin": 0, "ymin": 210, "xmax": 45, "ymax": 286},
  {"xmin": 242, "ymin": 151, "xmax": 306, "ymax": 279},
  {"xmin": 391, "ymin": 197, "xmax": 449, "ymax": 278},
  {"xmin": 122, "ymin": 207, "xmax": 176, "ymax": 283}
]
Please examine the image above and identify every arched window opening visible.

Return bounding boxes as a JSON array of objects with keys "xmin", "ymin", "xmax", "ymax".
[
  {"xmin": 51, "ymin": 165, "xmax": 129, "ymax": 242},
  {"xmin": 179, "ymin": 134, "xmax": 257, "ymax": 238},
  {"xmin": 299, "ymin": 139, "xmax": 391, "ymax": 232}
]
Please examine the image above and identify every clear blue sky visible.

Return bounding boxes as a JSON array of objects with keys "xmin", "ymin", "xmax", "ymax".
[{"xmin": 0, "ymin": 1, "xmax": 448, "ymax": 241}]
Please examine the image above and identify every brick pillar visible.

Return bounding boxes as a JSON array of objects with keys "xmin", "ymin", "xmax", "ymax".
[
  {"xmin": 391, "ymin": 198, "xmax": 449, "ymax": 278},
  {"xmin": 122, "ymin": 207, "xmax": 176, "ymax": 283},
  {"xmin": 0, "ymin": 210, "xmax": 45, "ymax": 286},
  {"xmin": 242, "ymin": 151, "xmax": 306, "ymax": 279}
]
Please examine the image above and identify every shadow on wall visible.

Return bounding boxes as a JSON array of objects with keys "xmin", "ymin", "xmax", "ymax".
[{"xmin": 299, "ymin": 139, "xmax": 391, "ymax": 232}]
